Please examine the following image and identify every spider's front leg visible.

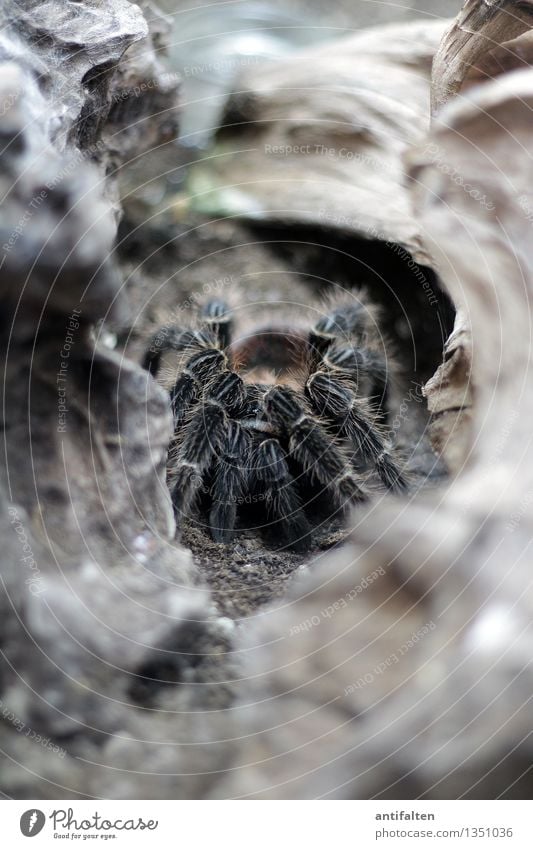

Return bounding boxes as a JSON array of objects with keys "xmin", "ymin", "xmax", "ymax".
[
  {"xmin": 169, "ymin": 348, "xmax": 226, "ymax": 429},
  {"xmin": 306, "ymin": 372, "xmax": 407, "ymax": 493},
  {"xmin": 171, "ymin": 371, "xmax": 246, "ymax": 526},
  {"xmin": 264, "ymin": 386, "xmax": 367, "ymax": 507},
  {"xmin": 201, "ymin": 299, "xmax": 233, "ymax": 351},
  {"xmin": 308, "ymin": 300, "xmax": 369, "ymax": 364},
  {"xmin": 254, "ymin": 437, "xmax": 311, "ymax": 550},
  {"xmin": 142, "ymin": 326, "xmax": 213, "ymax": 375},
  {"xmin": 325, "ymin": 345, "xmax": 390, "ymax": 418},
  {"xmin": 209, "ymin": 419, "xmax": 251, "ymax": 543}
]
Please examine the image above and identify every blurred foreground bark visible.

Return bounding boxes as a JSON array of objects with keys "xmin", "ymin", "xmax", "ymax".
[
  {"xmin": 216, "ymin": 35, "xmax": 533, "ymax": 801},
  {"xmin": 0, "ymin": 0, "xmax": 232, "ymax": 799}
]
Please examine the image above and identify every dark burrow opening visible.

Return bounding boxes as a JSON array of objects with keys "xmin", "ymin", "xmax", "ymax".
[
  {"xmin": 118, "ymin": 214, "xmax": 454, "ymax": 385},
  {"xmin": 245, "ymin": 221, "xmax": 455, "ymax": 385}
]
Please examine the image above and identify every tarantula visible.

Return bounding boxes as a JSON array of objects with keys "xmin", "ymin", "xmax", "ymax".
[{"xmin": 143, "ymin": 293, "xmax": 407, "ymax": 550}]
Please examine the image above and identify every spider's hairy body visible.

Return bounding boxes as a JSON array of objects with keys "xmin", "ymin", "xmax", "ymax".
[{"xmin": 144, "ymin": 292, "xmax": 408, "ymax": 551}]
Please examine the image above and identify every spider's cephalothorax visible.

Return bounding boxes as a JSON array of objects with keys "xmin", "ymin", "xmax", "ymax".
[{"xmin": 143, "ymin": 294, "xmax": 407, "ymax": 550}]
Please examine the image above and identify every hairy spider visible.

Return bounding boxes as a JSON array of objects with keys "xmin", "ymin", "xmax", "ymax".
[{"xmin": 143, "ymin": 293, "xmax": 407, "ymax": 550}]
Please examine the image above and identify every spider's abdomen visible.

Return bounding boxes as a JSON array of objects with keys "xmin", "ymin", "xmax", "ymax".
[{"xmin": 230, "ymin": 326, "xmax": 309, "ymax": 375}]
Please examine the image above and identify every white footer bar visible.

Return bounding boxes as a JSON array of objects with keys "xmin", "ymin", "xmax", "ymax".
[{"xmin": 1, "ymin": 800, "xmax": 530, "ymax": 848}]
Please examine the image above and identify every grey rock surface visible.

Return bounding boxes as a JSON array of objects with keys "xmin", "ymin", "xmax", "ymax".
[{"xmin": 0, "ymin": 0, "xmax": 234, "ymax": 799}]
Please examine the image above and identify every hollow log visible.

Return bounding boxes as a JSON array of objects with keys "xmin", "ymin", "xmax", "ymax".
[
  {"xmin": 180, "ymin": 19, "xmax": 448, "ymax": 265},
  {"xmin": 3, "ymin": 0, "xmax": 533, "ymax": 802},
  {"xmin": 215, "ymin": 68, "xmax": 533, "ymax": 800}
]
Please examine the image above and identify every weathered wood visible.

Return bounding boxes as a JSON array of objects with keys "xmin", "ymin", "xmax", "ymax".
[
  {"xmin": 181, "ymin": 19, "xmax": 448, "ymax": 265},
  {"xmin": 432, "ymin": 0, "xmax": 533, "ymax": 113},
  {"xmin": 423, "ymin": 309, "xmax": 473, "ymax": 472},
  {"xmin": 216, "ymin": 68, "xmax": 533, "ymax": 801},
  {"xmin": 428, "ymin": 0, "xmax": 533, "ymax": 466}
]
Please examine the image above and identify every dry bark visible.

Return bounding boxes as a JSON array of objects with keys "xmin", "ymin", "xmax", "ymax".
[
  {"xmin": 181, "ymin": 19, "xmax": 448, "ymax": 265},
  {"xmin": 432, "ymin": 0, "xmax": 533, "ymax": 113},
  {"xmin": 423, "ymin": 309, "xmax": 473, "ymax": 472},
  {"xmin": 427, "ymin": 0, "xmax": 533, "ymax": 467},
  {"xmin": 215, "ymin": 67, "xmax": 533, "ymax": 801}
]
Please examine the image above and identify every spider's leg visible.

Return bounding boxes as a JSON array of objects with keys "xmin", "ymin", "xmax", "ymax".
[
  {"xmin": 169, "ymin": 374, "xmax": 198, "ymax": 429},
  {"xmin": 309, "ymin": 300, "xmax": 368, "ymax": 364},
  {"xmin": 170, "ymin": 348, "xmax": 226, "ymax": 429},
  {"xmin": 170, "ymin": 400, "xmax": 228, "ymax": 520},
  {"xmin": 306, "ymin": 372, "xmax": 407, "ymax": 493},
  {"xmin": 207, "ymin": 369, "xmax": 247, "ymax": 417},
  {"xmin": 209, "ymin": 420, "xmax": 251, "ymax": 543},
  {"xmin": 142, "ymin": 326, "xmax": 213, "ymax": 375},
  {"xmin": 325, "ymin": 344, "xmax": 390, "ymax": 417},
  {"xmin": 265, "ymin": 386, "xmax": 367, "ymax": 506},
  {"xmin": 254, "ymin": 437, "xmax": 311, "ymax": 550},
  {"xmin": 201, "ymin": 299, "xmax": 233, "ymax": 351},
  {"xmin": 172, "ymin": 369, "xmax": 247, "ymax": 524}
]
